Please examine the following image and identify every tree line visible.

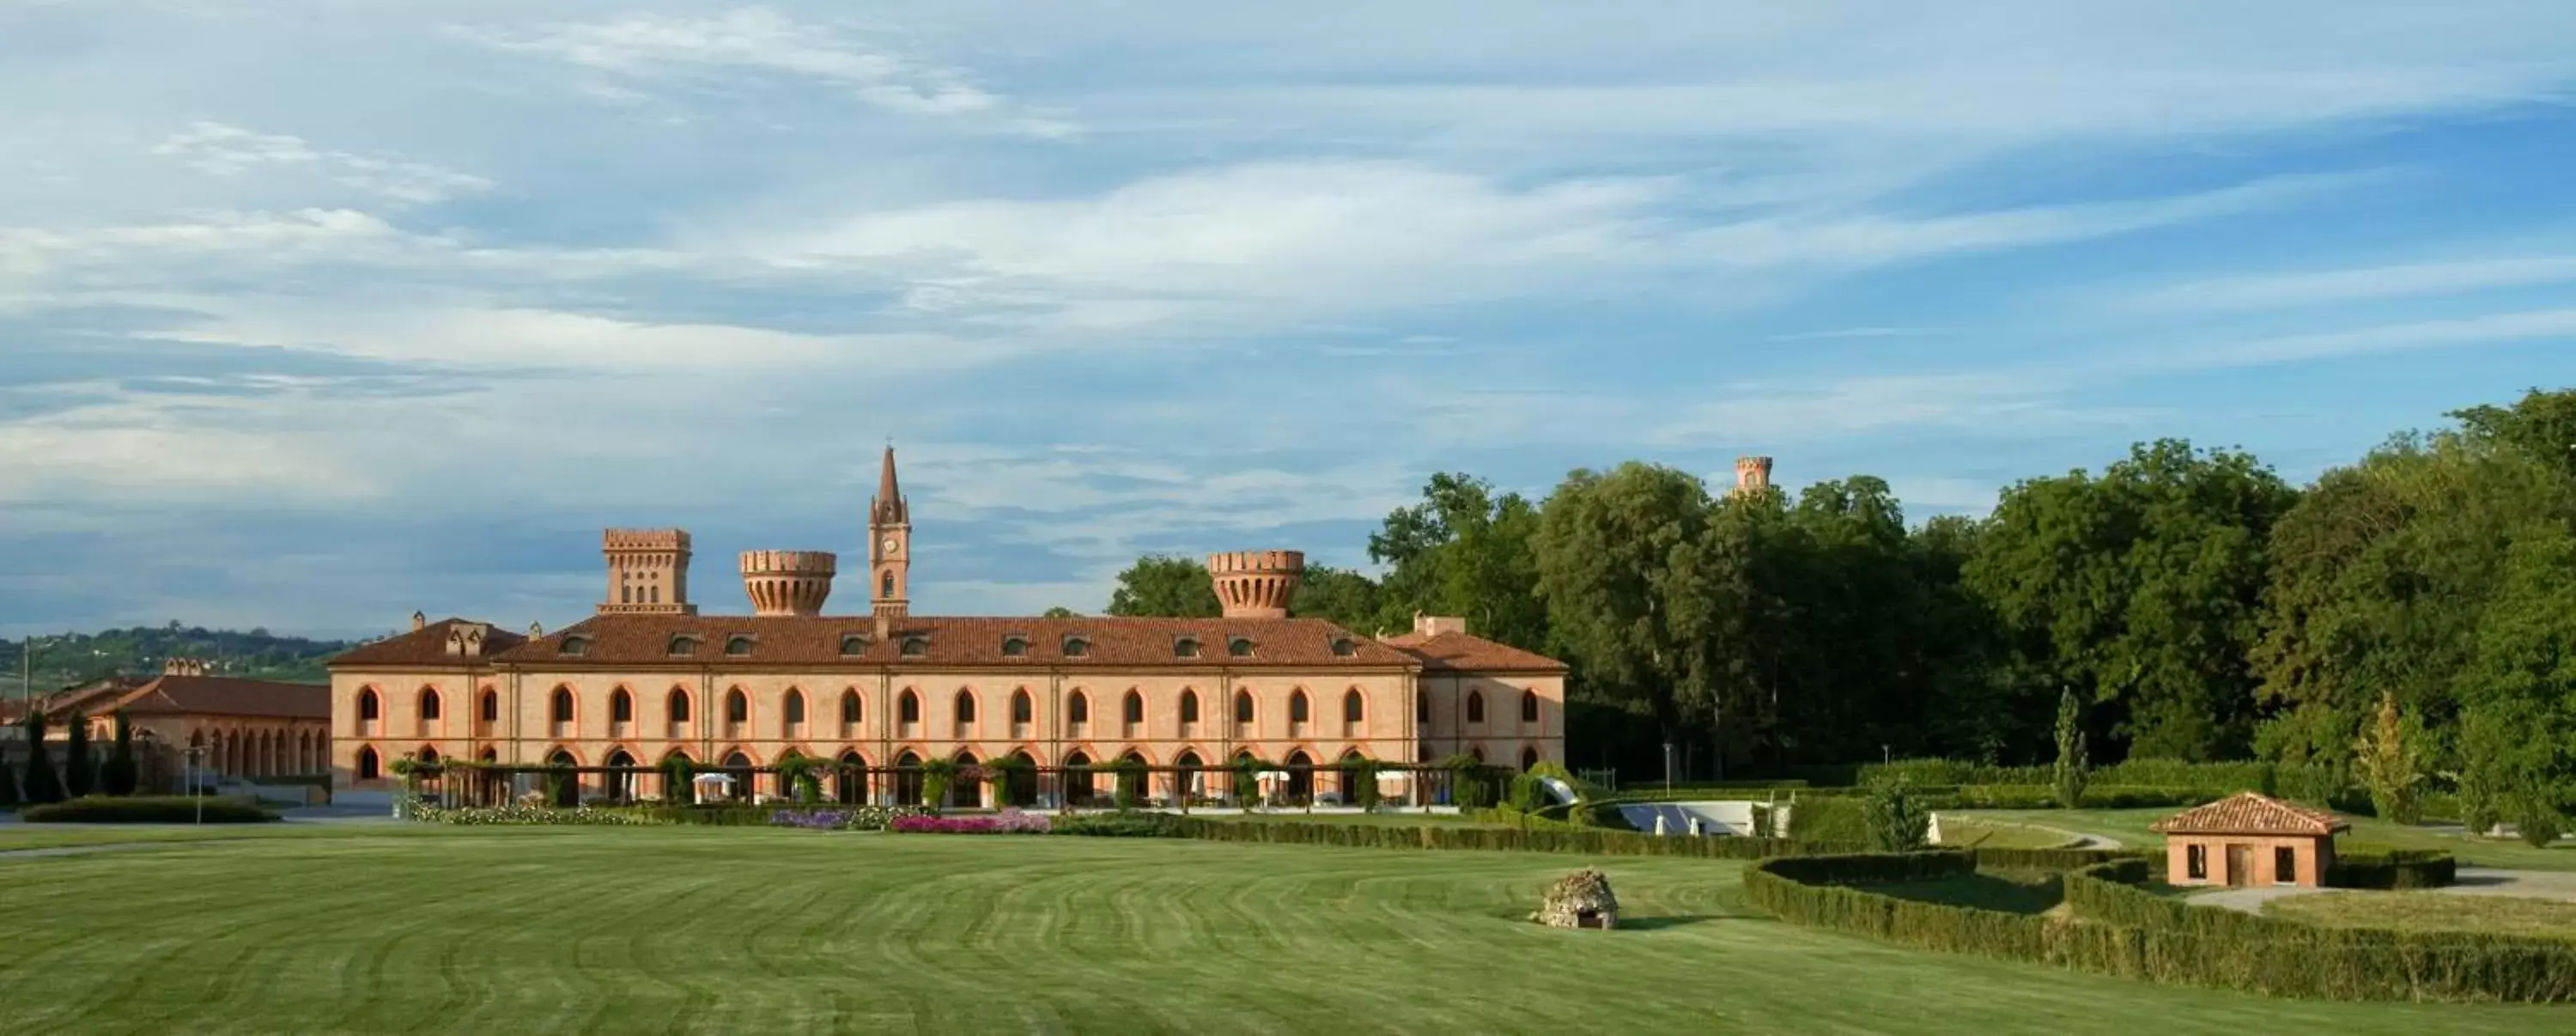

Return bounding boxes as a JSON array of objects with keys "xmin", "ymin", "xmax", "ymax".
[{"xmin": 1095, "ymin": 387, "xmax": 2576, "ymax": 823}]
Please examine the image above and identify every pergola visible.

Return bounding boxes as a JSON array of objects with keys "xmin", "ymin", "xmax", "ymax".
[{"xmin": 392, "ymin": 759, "xmax": 1503, "ymax": 812}]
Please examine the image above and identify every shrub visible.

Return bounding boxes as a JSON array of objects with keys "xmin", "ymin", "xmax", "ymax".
[
  {"xmin": 769, "ymin": 805, "xmax": 926, "ymax": 831},
  {"xmin": 64, "ymin": 711, "xmax": 94, "ymax": 798},
  {"xmin": 100, "ymin": 710, "xmax": 138, "ymax": 797},
  {"xmin": 774, "ymin": 754, "xmax": 822, "ymax": 805},
  {"xmin": 987, "ymin": 755, "xmax": 1034, "ymax": 809},
  {"xmin": 2052, "ymin": 690, "xmax": 2087, "ymax": 809},
  {"xmin": 1339, "ymin": 758, "xmax": 1382, "ymax": 813},
  {"xmin": 2518, "ymin": 798, "xmax": 2566, "ymax": 850},
  {"xmin": 1788, "ymin": 795, "xmax": 1868, "ymax": 844},
  {"xmin": 662, "ymin": 755, "xmax": 696, "ymax": 801},
  {"xmin": 1054, "ymin": 812, "xmax": 1190, "ymax": 838},
  {"xmin": 1506, "ymin": 772, "xmax": 1550, "ymax": 813},
  {"xmin": 1440, "ymin": 754, "xmax": 1503, "ymax": 810},
  {"xmin": 2327, "ymin": 849, "xmax": 2457, "ymax": 890},
  {"xmin": 1862, "ymin": 778, "xmax": 1931, "ymax": 852},
  {"xmin": 892, "ymin": 809, "xmax": 1052, "ymax": 834},
  {"xmin": 412, "ymin": 801, "xmax": 659, "ymax": 826},
  {"xmin": 2354, "ymin": 692, "xmax": 2426, "ymax": 825},
  {"xmin": 24, "ymin": 795, "xmax": 279, "ymax": 824},
  {"xmin": 1230, "ymin": 756, "xmax": 1269, "ymax": 811},
  {"xmin": 20, "ymin": 712, "xmax": 64, "ymax": 804},
  {"xmin": 1108, "ymin": 757, "xmax": 1147, "ymax": 810},
  {"xmin": 920, "ymin": 758, "xmax": 959, "ymax": 811}
]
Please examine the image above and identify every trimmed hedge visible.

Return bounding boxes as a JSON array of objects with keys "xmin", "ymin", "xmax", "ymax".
[
  {"xmin": 1747, "ymin": 849, "xmax": 2573, "ymax": 1002},
  {"xmin": 2059, "ymin": 859, "xmax": 2573, "ymax": 1001},
  {"xmin": 1054, "ymin": 812, "xmax": 1192, "ymax": 838},
  {"xmin": 22, "ymin": 795, "xmax": 280, "ymax": 824},
  {"xmin": 2325, "ymin": 848, "xmax": 2458, "ymax": 890},
  {"xmin": 1170, "ymin": 817, "xmax": 1867, "ymax": 859}
]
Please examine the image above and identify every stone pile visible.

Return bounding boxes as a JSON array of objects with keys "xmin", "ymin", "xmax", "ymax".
[{"xmin": 1531, "ymin": 868, "xmax": 1619, "ymax": 929}]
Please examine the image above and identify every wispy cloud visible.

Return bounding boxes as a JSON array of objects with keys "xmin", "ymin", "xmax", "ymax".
[
  {"xmin": 456, "ymin": 7, "xmax": 1077, "ymax": 137},
  {"xmin": 150, "ymin": 122, "xmax": 493, "ymax": 204},
  {"xmin": 2178, "ymin": 308, "xmax": 2576, "ymax": 369},
  {"xmin": 2125, "ymin": 254, "xmax": 2576, "ymax": 312}
]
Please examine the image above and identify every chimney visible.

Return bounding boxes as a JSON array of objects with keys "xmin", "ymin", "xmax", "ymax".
[
  {"xmin": 528, "ymin": 621, "xmax": 544, "ymax": 639},
  {"xmin": 873, "ymin": 612, "xmax": 891, "ymax": 643},
  {"xmin": 1734, "ymin": 455, "xmax": 1774, "ymax": 496},
  {"xmin": 1207, "ymin": 550, "xmax": 1304, "ymax": 619},
  {"xmin": 1412, "ymin": 612, "xmax": 1469, "ymax": 637},
  {"xmin": 445, "ymin": 622, "xmax": 489, "ymax": 658},
  {"xmin": 411, "ymin": 611, "xmax": 427, "ymax": 633}
]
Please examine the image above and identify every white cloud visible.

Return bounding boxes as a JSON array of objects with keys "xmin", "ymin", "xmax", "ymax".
[
  {"xmin": 2183, "ymin": 308, "xmax": 2576, "ymax": 369},
  {"xmin": 1654, "ymin": 373, "xmax": 2157, "ymax": 447},
  {"xmin": 457, "ymin": 7, "xmax": 1072, "ymax": 135},
  {"xmin": 2126, "ymin": 254, "xmax": 2576, "ymax": 311},
  {"xmin": 150, "ymin": 121, "xmax": 493, "ymax": 204}
]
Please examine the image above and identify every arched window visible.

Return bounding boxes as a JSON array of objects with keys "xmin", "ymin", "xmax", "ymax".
[
  {"xmin": 1289, "ymin": 690, "xmax": 1309, "ymax": 723},
  {"xmin": 355, "ymin": 746, "xmax": 380, "ymax": 780},
  {"xmin": 1521, "ymin": 746, "xmax": 1540, "ymax": 771},
  {"xmin": 605, "ymin": 749, "xmax": 637, "ymax": 802},
  {"xmin": 1521, "ymin": 689, "xmax": 1540, "ymax": 724},
  {"xmin": 954, "ymin": 690, "xmax": 976, "ymax": 723},
  {"xmin": 1343, "ymin": 689, "xmax": 1364, "ymax": 723},
  {"xmin": 479, "ymin": 689, "xmax": 498, "ymax": 723},
  {"xmin": 724, "ymin": 636, "xmax": 753, "ymax": 656},
  {"xmin": 1122, "ymin": 690, "xmax": 1145, "ymax": 725},
  {"xmin": 418, "ymin": 688, "xmax": 441, "ymax": 720},
  {"xmin": 1010, "ymin": 689, "xmax": 1032, "ymax": 723},
  {"xmin": 1180, "ymin": 689, "xmax": 1200, "ymax": 723},
  {"xmin": 666, "ymin": 688, "xmax": 692, "ymax": 722},
  {"xmin": 1001, "ymin": 637, "xmax": 1028, "ymax": 657},
  {"xmin": 611, "ymin": 689, "xmax": 634, "ymax": 722},
  {"xmin": 725, "ymin": 688, "xmax": 749, "ymax": 724},
  {"xmin": 882, "ymin": 572, "xmax": 896, "ymax": 599},
  {"xmin": 1234, "ymin": 691, "xmax": 1255, "ymax": 723},
  {"xmin": 550, "ymin": 686, "xmax": 574, "ymax": 724},
  {"xmin": 1466, "ymin": 691, "xmax": 1485, "ymax": 724},
  {"xmin": 358, "ymin": 688, "xmax": 381, "ymax": 721},
  {"xmin": 1330, "ymin": 637, "xmax": 1356, "ymax": 657},
  {"xmin": 1227, "ymin": 637, "xmax": 1255, "ymax": 658},
  {"xmin": 899, "ymin": 690, "xmax": 920, "ymax": 723},
  {"xmin": 785, "ymin": 689, "xmax": 806, "ymax": 725},
  {"xmin": 1068, "ymin": 692, "xmax": 1090, "ymax": 724},
  {"xmin": 902, "ymin": 637, "xmax": 928, "ymax": 657},
  {"xmin": 841, "ymin": 689, "xmax": 862, "ymax": 725},
  {"xmin": 1174, "ymin": 637, "xmax": 1201, "ymax": 659}
]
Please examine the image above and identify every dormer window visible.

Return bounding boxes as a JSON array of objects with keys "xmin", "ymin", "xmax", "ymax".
[
  {"xmin": 667, "ymin": 636, "xmax": 698, "ymax": 658},
  {"xmin": 839, "ymin": 635, "xmax": 869, "ymax": 656},
  {"xmin": 562, "ymin": 636, "xmax": 591, "ymax": 657},
  {"xmin": 1227, "ymin": 637, "xmax": 1255, "ymax": 658},
  {"xmin": 1173, "ymin": 637, "xmax": 1201, "ymax": 659},
  {"xmin": 1001, "ymin": 636, "xmax": 1030, "ymax": 658},
  {"xmin": 724, "ymin": 635, "xmax": 754, "ymax": 656},
  {"xmin": 1329, "ymin": 637, "xmax": 1355, "ymax": 657},
  {"xmin": 901, "ymin": 637, "xmax": 929, "ymax": 657},
  {"xmin": 1062, "ymin": 637, "xmax": 1091, "ymax": 659}
]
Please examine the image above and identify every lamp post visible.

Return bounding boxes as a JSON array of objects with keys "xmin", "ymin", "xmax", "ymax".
[{"xmin": 183, "ymin": 741, "xmax": 210, "ymax": 826}]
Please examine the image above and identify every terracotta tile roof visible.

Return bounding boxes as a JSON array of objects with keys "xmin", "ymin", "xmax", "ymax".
[
  {"xmin": 5, "ymin": 675, "xmax": 151, "ymax": 722},
  {"xmin": 487, "ymin": 614, "xmax": 1422, "ymax": 669},
  {"xmin": 104, "ymin": 675, "xmax": 331, "ymax": 720},
  {"xmin": 2150, "ymin": 792, "xmax": 2349, "ymax": 836},
  {"xmin": 331, "ymin": 619, "xmax": 528, "ymax": 668},
  {"xmin": 1376, "ymin": 631, "xmax": 1569, "ymax": 673}
]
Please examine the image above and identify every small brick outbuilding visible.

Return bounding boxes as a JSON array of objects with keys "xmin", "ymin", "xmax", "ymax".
[{"xmin": 2150, "ymin": 792, "xmax": 2349, "ymax": 888}]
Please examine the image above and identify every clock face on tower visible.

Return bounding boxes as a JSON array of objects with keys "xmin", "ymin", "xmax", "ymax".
[{"xmin": 880, "ymin": 536, "xmax": 900, "ymax": 556}]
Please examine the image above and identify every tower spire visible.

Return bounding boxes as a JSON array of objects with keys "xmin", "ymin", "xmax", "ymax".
[
  {"xmin": 868, "ymin": 443, "xmax": 911, "ymax": 618},
  {"xmin": 872, "ymin": 443, "xmax": 906, "ymax": 525}
]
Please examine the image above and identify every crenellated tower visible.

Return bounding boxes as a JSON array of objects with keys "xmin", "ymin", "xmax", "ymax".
[
  {"xmin": 1733, "ymin": 455, "xmax": 1775, "ymax": 497},
  {"xmin": 741, "ymin": 551, "xmax": 837, "ymax": 617},
  {"xmin": 867, "ymin": 445, "xmax": 910, "ymax": 617},
  {"xmin": 1208, "ymin": 550, "xmax": 1304, "ymax": 619},
  {"xmin": 600, "ymin": 528, "xmax": 696, "ymax": 616}
]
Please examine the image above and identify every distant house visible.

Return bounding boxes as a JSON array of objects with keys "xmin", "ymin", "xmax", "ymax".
[
  {"xmin": 6, "ymin": 659, "xmax": 329, "ymax": 793},
  {"xmin": 2150, "ymin": 791, "xmax": 2349, "ymax": 888}
]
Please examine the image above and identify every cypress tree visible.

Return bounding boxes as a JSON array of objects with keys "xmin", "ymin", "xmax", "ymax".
[
  {"xmin": 102, "ymin": 710, "xmax": 139, "ymax": 796},
  {"xmin": 21, "ymin": 712, "xmax": 65, "ymax": 804},
  {"xmin": 64, "ymin": 711, "xmax": 94, "ymax": 798},
  {"xmin": 0, "ymin": 748, "xmax": 19, "ymax": 807},
  {"xmin": 2052, "ymin": 688, "xmax": 2089, "ymax": 809}
]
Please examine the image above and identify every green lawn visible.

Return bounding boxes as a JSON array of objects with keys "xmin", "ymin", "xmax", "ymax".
[
  {"xmin": 1935, "ymin": 816, "xmax": 2079, "ymax": 850},
  {"xmin": 1959, "ymin": 807, "xmax": 2576, "ymax": 871},
  {"xmin": 2266, "ymin": 892, "xmax": 2576, "ymax": 939},
  {"xmin": 2, "ymin": 826, "xmax": 2565, "ymax": 1033}
]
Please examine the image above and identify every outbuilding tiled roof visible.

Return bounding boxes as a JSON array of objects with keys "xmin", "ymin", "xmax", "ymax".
[
  {"xmin": 113, "ymin": 676, "xmax": 330, "ymax": 720},
  {"xmin": 2150, "ymin": 792, "xmax": 2348, "ymax": 836},
  {"xmin": 492, "ymin": 614, "xmax": 1421, "ymax": 669},
  {"xmin": 1376, "ymin": 631, "xmax": 1569, "ymax": 673},
  {"xmin": 331, "ymin": 619, "xmax": 528, "ymax": 668}
]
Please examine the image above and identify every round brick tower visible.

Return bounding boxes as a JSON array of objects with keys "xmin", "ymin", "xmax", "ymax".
[
  {"xmin": 739, "ymin": 550, "xmax": 837, "ymax": 617},
  {"xmin": 1734, "ymin": 455, "xmax": 1775, "ymax": 495},
  {"xmin": 1207, "ymin": 550, "xmax": 1303, "ymax": 619}
]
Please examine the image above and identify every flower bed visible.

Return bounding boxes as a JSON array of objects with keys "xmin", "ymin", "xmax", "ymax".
[
  {"xmin": 890, "ymin": 809, "xmax": 1052, "ymax": 834},
  {"xmin": 769, "ymin": 805, "xmax": 927, "ymax": 832},
  {"xmin": 410, "ymin": 801, "xmax": 661, "ymax": 826}
]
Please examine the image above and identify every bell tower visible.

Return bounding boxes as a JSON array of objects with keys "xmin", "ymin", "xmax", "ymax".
[{"xmin": 867, "ymin": 444, "xmax": 910, "ymax": 618}]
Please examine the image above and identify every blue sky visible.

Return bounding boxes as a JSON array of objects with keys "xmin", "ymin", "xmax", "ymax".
[{"xmin": 4, "ymin": 2, "xmax": 2574, "ymax": 639}]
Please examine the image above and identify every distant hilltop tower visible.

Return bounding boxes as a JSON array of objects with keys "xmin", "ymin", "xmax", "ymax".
[
  {"xmin": 740, "ymin": 551, "xmax": 837, "ymax": 617},
  {"xmin": 1208, "ymin": 550, "xmax": 1304, "ymax": 619},
  {"xmin": 1734, "ymin": 455, "xmax": 1775, "ymax": 497},
  {"xmin": 600, "ymin": 528, "xmax": 697, "ymax": 616}
]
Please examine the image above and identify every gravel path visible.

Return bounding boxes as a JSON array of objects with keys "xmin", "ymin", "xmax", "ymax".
[{"xmin": 2191, "ymin": 867, "xmax": 2576, "ymax": 913}]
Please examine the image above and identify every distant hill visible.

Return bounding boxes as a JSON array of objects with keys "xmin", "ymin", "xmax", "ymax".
[{"xmin": 0, "ymin": 624, "xmax": 360, "ymax": 693}]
